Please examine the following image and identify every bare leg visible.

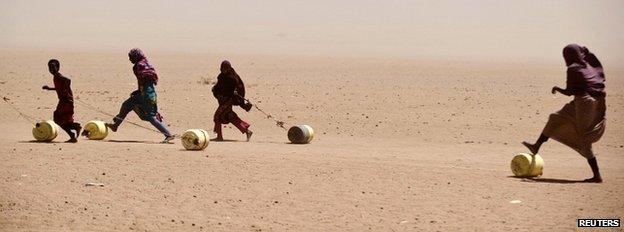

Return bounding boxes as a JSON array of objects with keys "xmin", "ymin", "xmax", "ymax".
[
  {"xmin": 72, "ymin": 123, "xmax": 82, "ymax": 139},
  {"xmin": 61, "ymin": 125, "xmax": 77, "ymax": 143},
  {"xmin": 522, "ymin": 133, "xmax": 548, "ymax": 154},
  {"xmin": 584, "ymin": 157, "xmax": 602, "ymax": 183},
  {"xmin": 212, "ymin": 122, "xmax": 224, "ymax": 141},
  {"xmin": 106, "ymin": 96, "xmax": 137, "ymax": 132},
  {"xmin": 246, "ymin": 129, "xmax": 253, "ymax": 142}
]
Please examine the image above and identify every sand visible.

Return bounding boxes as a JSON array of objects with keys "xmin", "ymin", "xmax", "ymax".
[{"xmin": 1, "ymin": 50, "xmax": 623, "ymax": 231}]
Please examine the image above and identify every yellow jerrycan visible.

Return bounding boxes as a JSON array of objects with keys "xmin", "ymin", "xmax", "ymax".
[
  {"xmin": 287, "ymin": 125, "xmax": 314, "ymax": 144},
  {"xmin": 83, "ymin": 120, "xmax": 109, "ymax": 140},
  {"xmin": 32, "ymin": 120, "xmax": 59, "ymax": 142},
  {"xmin": 181, "ymin": 129, "xmax": 209, "ymax": 150},
  {"xmin": 511, "ymin": 153, "xmax": 544, "ymax": 177}
]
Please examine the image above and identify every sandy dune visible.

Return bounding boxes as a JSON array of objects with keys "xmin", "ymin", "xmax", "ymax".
[{"xmin": 1, "ymin": 51, "xmax": 623, "ymax": 231}]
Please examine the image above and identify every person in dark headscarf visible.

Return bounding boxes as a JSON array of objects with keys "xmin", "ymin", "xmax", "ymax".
[
  {"xmin": 211, "ymin": 60, "xmax": 253, "ymax": 141},
  {"xmin": 42, "ymin": 59, "xmax": 82, "ymax": 143},
  {"xmin": 106, "ymin": 48, "xmax": 174, "ymax": 143},
  {"xmin": 523, "ymin": 44, "xmax": 606, "ymax": 183}
]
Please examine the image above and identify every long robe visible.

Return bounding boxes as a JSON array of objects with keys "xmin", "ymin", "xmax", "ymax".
[
  {"xmin": 542, "ymin": 44, "xmax": 606, "ymax": 159},
  {"xmin": 131, "ymin": 58, "xmax": 161, "ymax": 121},
  {"xmin": 212, "ymin": 71, "xmax": 245, "ymax": 124},
  {"xmin": 52, "ymin": 73, "xmax": 75, "ymax": 126},
  {"xmin": 542, "ymin": 94, "xmax": 605, "ymax": 158}
]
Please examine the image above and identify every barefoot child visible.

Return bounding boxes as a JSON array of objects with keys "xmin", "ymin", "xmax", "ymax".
[
  {"xmin": 42, "ymin": 59, "xmax": 82, "ymax": 143},
  {"xmin": 212, "ymin": 60, "xmax": 253, "ymax": 141},
  {"xmin": 523, "ymin": 44, "xmax": 606, "ymax": 183},
  {"xmin": 106, "ymin": 48, "xmax": 174, "ymax": 143}
]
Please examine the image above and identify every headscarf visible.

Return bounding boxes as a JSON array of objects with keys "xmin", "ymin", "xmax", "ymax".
[
  {"xmin": 583, "ymin": 48, "xmax": 603, "ymax": 69},
  {"xmin": 128, "ymin": 48, "xmax": 158, "ymax": 85},
  {"xmin": 563, "ymin": 44, "xmax": 605, "ymax": 96},
  {"xmin": 222, "ymin": 60, "xmax": 245, "ymax": 97},
  {"xmin": 562, "ymin": 44, "xmax": 603, "ymax": 69},
  {"xmin": 220, "ymin": 60, "xmax": 236, "ymax": 75},
  {"xmin": 213, "ymin": 60, "xmax": 246, "ymax": 102},
  {"xmin": 563, "ymin": 44, "xmax": 585, "ymax": 67}
]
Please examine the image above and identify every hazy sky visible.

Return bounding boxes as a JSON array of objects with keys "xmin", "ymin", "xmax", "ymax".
[{"xmin": 2, "ymin": 0, "xmax": 623, "ymax": 66}]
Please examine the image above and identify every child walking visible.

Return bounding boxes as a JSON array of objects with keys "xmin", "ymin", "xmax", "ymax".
[{"xmin": 42, "ymin": 59, "xmax": 82, "ymax": 143}]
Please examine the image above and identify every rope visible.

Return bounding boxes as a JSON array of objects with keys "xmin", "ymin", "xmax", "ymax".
[
  {"xmin": 244, "ymin": 98, "xmax": 288, "ymax": 131},
  {"xmin": 74, "ymin": 97, "xmax": 178, "ymax": 137},
  {"xmin": 1, "ymin": 96, "xmax": 41, "ymax": 124},
  {"xmin": 2, "ymin": 95, "xmax": 171, "ymax": 136},
  {"xmin": 4, "ymin": 92, "xmax": 283, "ymax": 136}
]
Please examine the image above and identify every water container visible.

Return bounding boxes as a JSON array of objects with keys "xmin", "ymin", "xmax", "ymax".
[
  {"xmin": 181, "ymin": 129, "xmax": 209, "ymax": 150},
  {"xmin": 32, "ymin": 120, "xmax": 59, "ymax": 142},
  {"xmin": 511, "ymin": 153, "xmax": 544, "ymax": 177},
  {"xmin": 83, "ymin": 120, "xmax": 108, "ymax": 140},
  {"xmin": 287, "ymin": 125, "xmax": 314, "ymax": 144}
]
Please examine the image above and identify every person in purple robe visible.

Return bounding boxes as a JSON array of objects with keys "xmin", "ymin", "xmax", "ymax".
[
  {"xmin": 211, "ymin": 60, "xmax": 253, "ymax": 141},
  {"xmin": 523, "ymin": 44, "xmax": 606, "ymax": 183}
]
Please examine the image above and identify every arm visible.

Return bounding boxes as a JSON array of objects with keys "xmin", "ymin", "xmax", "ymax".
[
  {"xmin": 551, "ymin": 86, "xmax": 573, "ymax": 96},
  {"xmin": 42, "ymin": 85, "xmax": 56, "ymax": 91},
  {"xmin": 552, "ymin": 67, "xmax": 582, "ymax": 96}
]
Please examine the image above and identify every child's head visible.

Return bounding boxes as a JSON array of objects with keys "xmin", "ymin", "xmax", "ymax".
[
  {"xmin": 48, "ymin": 59, "xmax": 60, "ymax": 74},
  {"xmin": 128, "ymin": 48, "xmax": 146, "ymax": 64}
]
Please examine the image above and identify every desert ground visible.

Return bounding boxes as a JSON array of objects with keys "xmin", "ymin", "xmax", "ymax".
[{"xmin": 0, "ymin": 50, "xmax": 623, "ymax": 231}]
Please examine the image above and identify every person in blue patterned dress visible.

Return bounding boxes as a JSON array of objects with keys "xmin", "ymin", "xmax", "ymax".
[{"xmin": 106, "ymin": 48, "xmax": 174, "ymax": 143}]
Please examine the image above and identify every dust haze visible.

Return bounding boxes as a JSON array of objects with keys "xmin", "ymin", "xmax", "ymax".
[
  {"xmin": 2, "ymin": 1, "xmax": 624, "ymax": 231},
  {"xmin": 2, "ymin": 0, "xmax": 623, "ymax": 67}
]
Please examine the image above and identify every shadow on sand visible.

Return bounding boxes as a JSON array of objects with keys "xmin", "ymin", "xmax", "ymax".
[
  {"xmin": 508, "ymin": 176, "xmax": 589, "ymax": 184},
  {"xmin": 209, "ymin": 139, "xmax": 241, "ymax": 143},
  {"xmin": 19, "ymin": 140, "xmax": 64, "ymax": 144},
  {"xmin": 105, "ymin": 139, "xmax": 162, "ymax": 144}
]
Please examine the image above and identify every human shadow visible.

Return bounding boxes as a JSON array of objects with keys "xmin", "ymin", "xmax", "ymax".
[
  {"xmin": 177, "ymin": 149, "xmax": 211, "ymax": 152},
  {"xmin": 105, "ymin": 140, "xmax": 161, "ymax": 144},
  {"xmin": 527, "ymin": 178, "xmax": 589, "ymax": 184},
  {"xmin": 286, "ymin": 142, "xmax": 311, "ymax": 145},
  {"xmin": 508, "ymin": 176, "xmax": 588, "ymax": 184},
  {"xmin": 248, "ymin": 140, "xmax": 293, "ymax": 145},
  {"xmin": 209, "ymin": 138, "xmax": 240, "ymax": 143},
  {"xmin": 19, "ymin": 140, "xmax": 64, "ymax": 144}
]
